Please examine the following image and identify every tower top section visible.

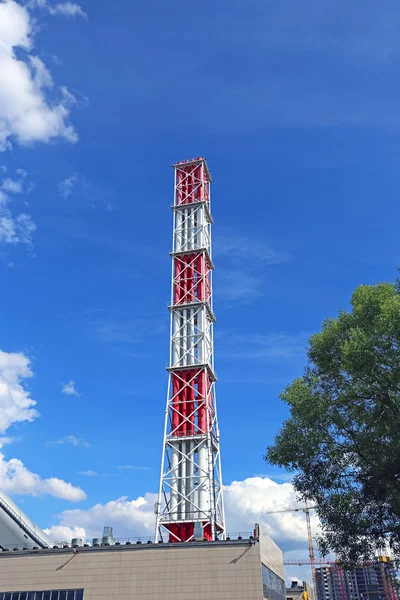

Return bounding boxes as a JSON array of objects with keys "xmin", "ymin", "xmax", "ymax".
[
  {"xmin": 172, "ymin": 158, "xmax": 212, "ymax": 209},
  {"xmin": 172, "ymin": 157, "xmax": 212, "ymax": 184}
]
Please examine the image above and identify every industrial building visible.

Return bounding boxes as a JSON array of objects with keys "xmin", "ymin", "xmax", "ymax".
[
  {"xmin": 286, "ymin": 580, "xmax": 314, "ymax": 600},
  {"xmin": 0, "ymin": 527, "xmax": 285, "ymax": 600},
  {"xmin": 315, "ymin": 558, "xmax": 399, "ymax": 600}
]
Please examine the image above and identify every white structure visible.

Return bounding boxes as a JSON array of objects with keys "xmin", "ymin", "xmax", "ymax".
[
  {"xmin": 0, "ymin": 488, "xmax": 54, "ymax": 549},
  {"xmin": 155, "ymin": 158, "xmax": 225, "ymax": 543}
]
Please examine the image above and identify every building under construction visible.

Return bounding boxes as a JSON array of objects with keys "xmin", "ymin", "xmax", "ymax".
[{"xmin": 315, "ymin": 558, "xmax": 399, "ymax": 600}]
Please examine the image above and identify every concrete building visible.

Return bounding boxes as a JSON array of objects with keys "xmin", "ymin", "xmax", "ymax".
[
  {"xmin": 0, "ymin": 528, "xmax": 284, "ymax": 600},
  {"xmin": 315, "ymin": 559, "xmax": 399, "ymax": 600}
]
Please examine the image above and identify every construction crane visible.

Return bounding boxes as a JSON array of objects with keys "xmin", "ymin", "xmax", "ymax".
[{"xmin": 265, "ymin": 503, "xmax": 318, "ymax": 597}]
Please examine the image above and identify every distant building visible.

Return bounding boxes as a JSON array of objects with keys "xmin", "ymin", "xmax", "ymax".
[
  {"xmin": 0, "ymin": 526, "xmax": 285, "ymax": 600},
  {"xmin": 287, "ymin": 579, "xmax": 314, "ymax": 600},
  {"xmin": 316, "ymin": 558, "xmax": 399, "ymax": 600}
]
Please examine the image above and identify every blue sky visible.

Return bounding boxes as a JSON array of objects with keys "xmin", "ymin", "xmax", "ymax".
[{"xmin": 0, "ymin": 0, "xmax": 399, "ymax": 571}]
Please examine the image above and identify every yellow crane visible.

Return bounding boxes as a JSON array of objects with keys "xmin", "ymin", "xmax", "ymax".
[{"xmin": 265, "ymin": 503, "xmax": 318, "ymax": 597}]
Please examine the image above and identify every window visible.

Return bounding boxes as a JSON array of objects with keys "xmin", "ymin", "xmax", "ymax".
[
  {"xmin": 262, "ymin": 564, "xmax": 286, "ymax": 600},
  {"xmin": 0, "ymin": 591, "xmax": 83, "ymax": 600}
]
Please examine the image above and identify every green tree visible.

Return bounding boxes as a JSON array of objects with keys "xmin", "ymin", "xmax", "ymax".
[{"xmin": 265, "ymin": 279, "xmax": 400, "ymax": 565}]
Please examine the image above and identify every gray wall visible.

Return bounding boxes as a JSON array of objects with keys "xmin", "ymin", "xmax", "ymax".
[
  {"xmin": 0, "ymin": 543, "xmax": 264, "ymax": 600},
  {"xmin": 259, "ymin": 528, "xmax": 284, "ymax": 580}
]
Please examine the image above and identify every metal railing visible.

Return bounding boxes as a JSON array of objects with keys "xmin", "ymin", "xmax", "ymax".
[{"xmin": 1, "ymin": 531, "xmax": 253, "ymax": 551}]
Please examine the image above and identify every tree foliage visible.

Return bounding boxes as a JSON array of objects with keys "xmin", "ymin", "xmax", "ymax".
[{"xmin": 265, "ymin": 279, "xmax": 400, "ymax": 565}]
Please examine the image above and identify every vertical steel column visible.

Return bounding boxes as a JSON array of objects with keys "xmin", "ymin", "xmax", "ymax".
[{"xmin": 155, "ymin": 158, "xmax": 225, "ymax": 543}]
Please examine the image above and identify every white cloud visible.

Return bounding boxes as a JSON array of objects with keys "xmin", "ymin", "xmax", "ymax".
[
  {"xmin": 78, "ymin": 470, "xmax": 100, "ymax": 477},
  {"xmin": 46, "ymin": 493, "xmax": 157, "ymax": 542},
  {"xmin": 0, "ymin": 436, "xmax": 18, "ymax": 448},
  {"xmin": 62, "ymin": 380, "xmax": 80, "ymax": 397},
  {"xmin": 44, "ymin": 524, "xmax": 85, "ymax": 542},
  {"xmin": 0, "ymin": 167, "xmax": 36, "ymax": 249},
  {"xmin": 2, "ymin": 178, "xmax": 23, "ymax": 193},
  {"xmin": 0, "ymin": 212, "xmax": 36, "ymax": 246},
  {"xmin": 223, "ymin": 476, "xmax": 320, "ymax": 552},
  {"xmin": 0, "ymin": 348, "xmax": 87, "ymax": 502},
  {"xmin": 27, "ymin": 0, "xmax": 46, "ymax": 7},
  {"xmin": 0, "ymin": 452, "xmax": 86, "ymax": 501},
  {"xmin": 0, "ymin": 349, "xmax": 38, "ymax": 432},
  {"xmin": 46, "ymin": 434, "xmax": 90, "ymax": 448},
  {"xmin": 28, "ymin": 0, "xmax": 87, "ymax": 19},
  {"xmin": 0, "ymin": 0, "xmax": 78, "ymax": 150},
  {"xmin": 58, "ymin": 173, "xmax": 78, "ymax": 198},
  {"xmin": 45, "ymin": 476, "xmax": 319, "ymax": 558},
  {"xmin": 49, "ymin": 2, "xmax": 87, "ymax": 18}
]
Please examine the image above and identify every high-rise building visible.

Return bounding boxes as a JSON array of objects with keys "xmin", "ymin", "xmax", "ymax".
[
  {"xmin": 316, "ymin": 558, "xmax": 399, "ymax": 600},
  {"xmin": 155, "ymin": 158, "xmax": 225, "ymax": 543}
]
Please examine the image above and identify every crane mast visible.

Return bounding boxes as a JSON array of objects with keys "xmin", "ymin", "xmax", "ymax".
[
  {"xmin": 305, "ymin": 503, "xmax": 318, "ymax": 600},
  {"xmin": 266, "ymin": 504, "xmax": 318, "ymax": 597}
]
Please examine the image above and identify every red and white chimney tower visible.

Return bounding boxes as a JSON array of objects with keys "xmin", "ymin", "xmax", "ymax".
[{"xmin": 155, "ymin": 158, "xmax": 225, "ymax": 543}]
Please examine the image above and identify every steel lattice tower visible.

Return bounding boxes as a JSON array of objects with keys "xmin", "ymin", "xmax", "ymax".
[{"xmin": 155, "ymin": 158, "xmax": 225, "ymax": 543}]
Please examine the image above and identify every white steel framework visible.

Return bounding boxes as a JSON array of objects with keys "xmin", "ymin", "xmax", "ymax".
[{"xmin": 155, "ymin": 158, "xmax": 225, "ymax": 543}]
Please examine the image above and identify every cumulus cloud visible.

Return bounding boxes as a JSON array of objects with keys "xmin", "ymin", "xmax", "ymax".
[
  {"xmin": 46, "ymin": 434, "xmax": 90, "ymax": 448},
  {"xmin": 62, "ymin": 380, "xmax": 80, "ymax": 396},
  {"xmin": 0, "ymin": 348, "xmax": 87, "ymax": 502},
  {"xmin": 223, "ymin": 477, "xmax": 320, "ymax": 552},
  {"xmin": 0, "ymin": 0, "xmax": 78, "ymax": 150},
  {"xmin": 45, "ymin": 476, "xmax": 319, "ymax": 556},
  {"xmin": 49, "ymin": 2, "xmax": 87, "ymax": 18},
  {"xmin": 45, "ymin": 493, "xmax": 157, "ymax": 542},
  {"xmin": 0, "ymin": 451, "xmax": 86, "ymax": 501},
  {"xmin": 0, "ymin": 349, "xmax": 38, "ymax": 432},
  {"xmin": 44, "ymin": 524, "xmax": 86, "ymax": 542}
]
